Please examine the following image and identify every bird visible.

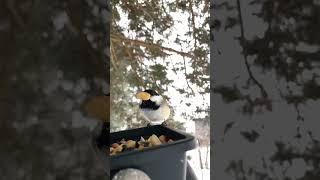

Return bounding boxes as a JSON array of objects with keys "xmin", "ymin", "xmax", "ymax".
[{"xmin": 135, "ymin": 89, "xmax": 170, "ymax": 126}]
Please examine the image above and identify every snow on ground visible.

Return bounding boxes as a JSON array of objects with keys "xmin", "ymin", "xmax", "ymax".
[
  {"xmin": 186, "ymin": 120, "xmax": 210, "ymax": 180},
  {"xmin": 187, "ymin": 147, "xmax": 211, "ymax": 180}
]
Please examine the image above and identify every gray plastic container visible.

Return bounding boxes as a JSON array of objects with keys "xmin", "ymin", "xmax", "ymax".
[{"xmin": 109, "ymin": 125, "xmax": 197, "ymax": 180}]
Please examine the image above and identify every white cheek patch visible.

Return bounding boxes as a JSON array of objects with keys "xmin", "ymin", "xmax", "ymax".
[{"xmin": 150, "ymin": 95, "xmax": 163, "ymax": 105}]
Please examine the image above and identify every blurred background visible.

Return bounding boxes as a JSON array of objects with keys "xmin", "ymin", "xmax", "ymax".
[
  {"xmin": 110, "ymin": 0, "xmax": 210, "ymax": 179},
  {"xmin": 0, "ymin": 0, "xmax": 108, "ymax": 179},
  {"xmin": 213, "ymin": 0, "xmax": 320, "ymax": 179}
]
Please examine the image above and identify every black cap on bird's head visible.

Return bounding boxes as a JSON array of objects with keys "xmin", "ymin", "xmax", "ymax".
[
  {"xmin": 135, "ymin": 89, "xmax": 162, "ymax": 109},
  {"xmin": 143, "ymin": 89, "xmax": 158, "ymax": 96}
]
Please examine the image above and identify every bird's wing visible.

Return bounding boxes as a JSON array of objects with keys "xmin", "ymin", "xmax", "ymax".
[{"xmin": 160, "ymin": 100, "xmax": 171, "ymax": 120}]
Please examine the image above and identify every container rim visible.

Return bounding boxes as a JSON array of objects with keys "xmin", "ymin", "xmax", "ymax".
[{"xmin": 109, "ymin": 125, "xmax": 196, "ymax": 159}]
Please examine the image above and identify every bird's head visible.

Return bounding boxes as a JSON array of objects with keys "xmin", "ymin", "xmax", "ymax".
[{"xmin": 135, "ymin": 89, "xmax": 163, "ymax": 106}]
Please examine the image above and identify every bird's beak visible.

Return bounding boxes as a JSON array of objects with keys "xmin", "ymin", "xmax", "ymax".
[{"xmin": 136, "ymin": 91, "xmax": 151, "ymax": 100}]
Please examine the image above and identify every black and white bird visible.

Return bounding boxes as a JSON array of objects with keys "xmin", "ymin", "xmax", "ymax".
[{"xmin": 135, "ymin": 89, "xmax": 170, "ymax": 126}]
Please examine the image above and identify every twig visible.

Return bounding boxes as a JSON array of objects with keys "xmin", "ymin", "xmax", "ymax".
[
  {"xmin": 277, "ymin": 86, "xmax": 318, "ymax": 142},
  {"xmin": 205, "ymin": 146, "xmax": 209, "ymax": 169},
  {"xmin": 188, "ymin": 0, "xmax": 197, "ymax": 48},
  {"xmin": 236, "ymin": 0, "xmax": 268, "ymax": 98},
  {"xmin": 121, "ymin": 43, "xmax": 146, "ymax": 87},
  {"xmin": 111, "ymin": 33, "xmax": 194, "ymax": 58},
  {"xmin": 278, "ymin": 85, "xmax": 304, "ymax": 122},
  {"xmin": 110, "ymin": 41, "xmax": 119, "ymax": 71},
  {"xmin": 197, "ymin": 139, "xmax": 204, "ymax": 169},
  {"xmin": 197, "ymin": 139, "xmax": 204, "ymax": 180},
  {"xmin": 203, "ymin": 0, "xmax": 209, "ymax": 13},
  {"xmin": 161, "ymin": 0, "xmax": 170, "ymax": 18},
  {"xmin": 6, "ymin": 0, "xmax": 26, "ymax": 28},
  {"xmin": 183, "ymin": 56, "xmax": 195, "ymax": 95}
]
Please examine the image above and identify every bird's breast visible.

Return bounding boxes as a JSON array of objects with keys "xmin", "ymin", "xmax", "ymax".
[{"xmin": 140, "ymin": 105, "xmax": 170, "ymax": 123}]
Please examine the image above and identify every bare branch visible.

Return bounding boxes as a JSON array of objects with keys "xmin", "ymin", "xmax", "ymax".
[
  {"xmin": 188, "ymin": 0, "xmax": 197, "ymax": 48},
  {"xmin": 117, "ymin": 41, "xmax": 146, "ymax": 87},
  {"xmin": 111, "ymin": 33, "xmax": 194, "ymax": 58},
  {"xmin": 161, "ymin": 0, "xmax": 170, "ymax": 18},
  {"xmin": 197, "ymin": 139, "xmax": 204, "ymax": 169},
  {"xmin": 6, "ymin": 0, "xmax": 26, "ymax": 28},
  {"xmin": 236, "ymin": 0, "xmax": 268, "ymax": 98},
  {"xmin": 110, "ymin": 41, "xmax": 119, "ymax": 71},
  {"xmin": 203, "ymin": 0, "xmax": 209, "ymax": 13},
  {"xmin": 183, "ymin": 56, "xmax": 195, "ymax": 95}
]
